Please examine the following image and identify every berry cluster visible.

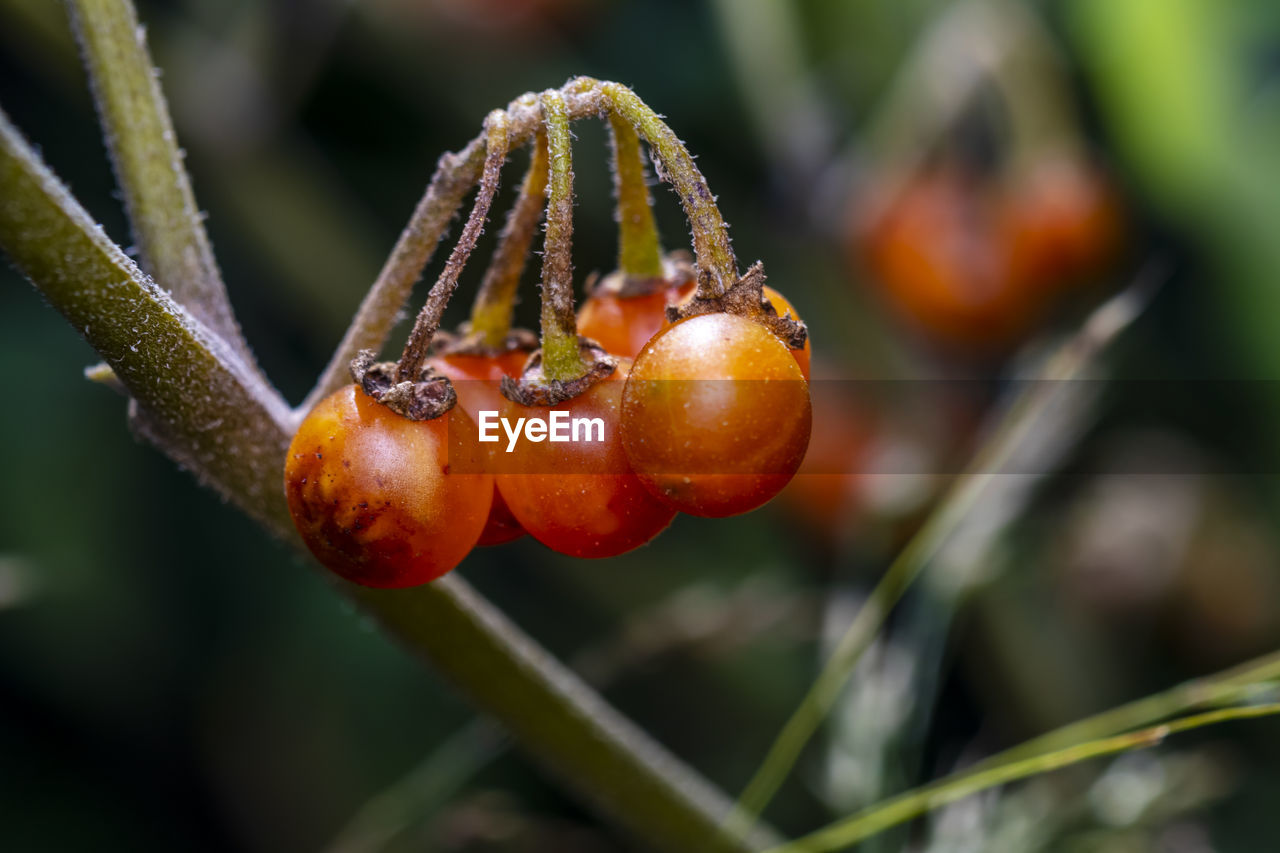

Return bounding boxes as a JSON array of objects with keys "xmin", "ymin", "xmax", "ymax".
[
  {"xmin": 855, "ymin": 157, "xmax": 1121, "ymax": 350},
  {"xmin": 285, "ymin": 79, "xmax": 812, "ymax": 589}
]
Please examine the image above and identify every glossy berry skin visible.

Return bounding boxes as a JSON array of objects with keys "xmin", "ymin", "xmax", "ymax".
[
  {"xmin": 621, "ymin": 313, "xmax": 812, "ymax": 518},
  {"xmin": 496, "ymin": 360, "xmax": 676, "ymax": 558},
  {"xmin": 577, "ymin": 279, "xmax": 694, "ymax": 359},
  {"xmin": 431, "ymin": 350, "xmax": 531, "ymax": 546},
  {"xmin": 284, "ymin": 385, "xmax": 493, "ymax": 588},
  {"xmin": 762, "ymin": 285, "xmax": 811, "ymax": 380}
]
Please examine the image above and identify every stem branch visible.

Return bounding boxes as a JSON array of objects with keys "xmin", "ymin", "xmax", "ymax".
[
  {"xmin": 608, "ymin": 113, "xmax": 664, "ymax": 281},
  {"xmin": 397, "ymin": 111, "xmax": 509, "ymax": 381},
  {"xmin": 536, "ymin": 89, "xmax": 587, "ymax": 382},
  {"xmin": 468, "ymin": 132, "xmax": 549, "ymax": 348},
  {"xmin": 66, "ymin": 0, "xmax": 261, "ymax": 374},
  {"xmin": 600, "ymin": 80, "xmax": 737, "ymax": 297}
]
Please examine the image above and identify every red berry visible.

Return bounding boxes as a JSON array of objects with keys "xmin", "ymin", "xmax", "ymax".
[
  {"xmin": 284, "ymin": 384, "xmax": 493, "ymax": 588},
  {"xmin": 860, "ymin": 168, "xmax": 1037, "ymax": 349},
  {"xmin": 577, "ymin": 278, "xmax": 694, "ymax": 359},
  {"xmin": 1005, "ymin": 158, "xmax": 1123, "ymax": 291},
  {"xmin": 621, "ymin": 312, "xmax": 812, "ymax": 518},
  {"xmin": 495, "ymin": 360, "xmax": 676, "ymax": 557},
  {"xmin": 431, "ymin": 349, "xmax": 532, "ymax": 546}
]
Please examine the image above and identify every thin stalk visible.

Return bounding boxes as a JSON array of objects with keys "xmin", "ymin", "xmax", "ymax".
[
  {"xmin": 66, "ymin": 0, "xmax": 260, "ymax": 373},
  {"xmin": 975, "ymin": 648, "xmax": 1280, "ymax": 770},
  {"xmin": 599, "ymin": 80, "xmax": 738, "ymax": 297},
  {"xmin": 468, "ymin": 132, "xmax": 549, "ymax": 348},
  {"xmin": 1, "ymin": 103, "xmax": 773, "ymax": 853},
  {"xmin": 767, "ymin": 703, "xmax": 1280, "ymax": 853},
  {"xmin": 608, "ymin": 113, "xmax": 664, "ymax": 280},
  {"xmin": 536, "ymin": 89, "xmax": 588, "ymax": 382},
  {"xmin": 727, "ymin": 266, "xmax": 1167, "ymax": 838},
  {"xmin": 301, "ymin": 136, "xmax": 486, "ymax": 410},
  {"xmin": 398, "ymin": 111, "xmax": 509, "ymax": 381}
]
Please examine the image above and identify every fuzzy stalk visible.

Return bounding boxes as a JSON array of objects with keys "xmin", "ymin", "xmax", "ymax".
[
  {"xmin": 468, "ymin": 131, "xmax": 549, "ymax": 348},
  {"xmin": 608, "ymin": 113, "xmax": 664, "ymax": 281},
  {"xmin": 536, "ymin": 89, "xmax": 589, "ymax": 382},
  {"xmin": 397, "ymin": 112, "xmax": 509, "ymax": 381},
  {"xmin": 66, "ymin": 0, "xmax": 261, "ymax": 374},
  {"xmin": 600, "ymin": 80, "xmax": 737, "ymax": 297}
]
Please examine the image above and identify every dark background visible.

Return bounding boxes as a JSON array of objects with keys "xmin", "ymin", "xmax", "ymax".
[{"xmin": 4, "ymin": 0, "xmax": 1280, "ymax": 850}]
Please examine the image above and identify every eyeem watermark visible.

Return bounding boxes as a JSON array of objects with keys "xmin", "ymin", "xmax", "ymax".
[{"xmin": 478, "ymin": 411, "xmax": 606, "ymax": 452}]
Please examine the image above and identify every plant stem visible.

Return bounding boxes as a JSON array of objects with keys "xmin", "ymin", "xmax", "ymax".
[
  {"xmin": 726, "ymin": 267, "xmax": 1167, "ymax": 838},
  {"xmin": 536, "ymin": 89, "xmax": 588, "ymax": 382},
  {"xmin": 599, "ymin": 80, "xmax": 738, "ymax": 298},
  {"xmin": 468, "ymin": 132, "xmax": 549, "ymax": 348},
  {"xmin": 0, "ymin": 104, "xmax": 293, "ymax": 535},
  {"xmin": 608, "ymin": 113, "xmax": 664, "ymax": 281},
  {"xmin": 65, "ymin": 0, "xmax": 261, "ymax": 373},
  {"xmin": 766, "ymin": 703, "xmax": 1280, "ymax": 853},
  {"xmin": 301, "ymin": 137, "xmax": 486, "ymax": 411},
  {"xmin": 397, "ymin": 111, "xmax": 509, "ymax": 381},
  {"xmin": 1, "ymin": 103, "xmax": 774, "ymax": 853}
]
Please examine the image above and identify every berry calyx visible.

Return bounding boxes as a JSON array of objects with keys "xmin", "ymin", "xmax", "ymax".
[{"xmin": 621, "ymin": 312, "xmax": 812, "ymax": 518}]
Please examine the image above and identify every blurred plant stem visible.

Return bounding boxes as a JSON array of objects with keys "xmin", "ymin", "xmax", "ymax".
[
  {"xmin": 329, "ymin": 577, "xmax": 817, "ymax": 853},
  {"xmin": 767, "ymin": 703, "xmax": 1280, "ymax": 853},
  {"xmin": 728, "ymin": 265, "xmax": 1167, "ymax": 837}
]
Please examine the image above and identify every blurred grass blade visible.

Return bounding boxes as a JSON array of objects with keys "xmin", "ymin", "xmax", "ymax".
[
  {"xmin": 65, "ymin": 0, "xmax": 262, "ymax": 374},
  {"xmin": 766, "ymin": 703, "xmax": 1280, "ymax": 853},
  {"xmin": 728, "ymin": 264, "xmax": 1168, "ymax": 837}
]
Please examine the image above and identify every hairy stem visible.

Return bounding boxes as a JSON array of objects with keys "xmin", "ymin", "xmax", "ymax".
[
  {"xmin": 727, "ymin": 267, "xmax": 1166, "ymax": 838},
  {"xmin": 0, "ymin": 105, "xmax": 292, "ymax": 534},
  {"xmin": 537, "ymin": 89, "xmax": 588, "ymax": 382},
  {"xmin": 301, "ymin": 137, "xmax": 486, "ymax": 410},
  {"xmin": 397, "ymin": 112, "xmax": 509, "ymax": 381},
  {"xmin": 468, "ymin": 132, "xmax": 549, "ymax": 348},
  {"xmin": 608, "ymin": 113, "xmax": 664, "ymax": 281},
  {"xmin": 599, "ymin": 80, "xmax": 737, "ymax": 297},
  {"xmin": 767, "ymin": 703, "xmax": 1280, "ymax": 853},
  {"xmin": 65, "ymin": 0, "xmax": 263, "ymax": 374},
  {"xmin": 1, "ymin": 102, "xmax": 772, "ymax": 853}
]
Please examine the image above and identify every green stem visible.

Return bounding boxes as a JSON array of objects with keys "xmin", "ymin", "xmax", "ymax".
[
  {"xmin": 767, "ymin": 703, "xmax": 1280, "ymax": 853},
  {"xmin": 0, "ymin": 101, "xmax": 772, "ymax": 853},
  {"xmin": 599, "ymin": 80, "xmax": 737, "ymax": 298},
  {"xmin": 537, "ymin": 89, "xmax": 588, "ymax": 382},
  {"xmin": 468, "ymin": 131, "xmax": 549, "ymax": 348},
  {"xmin": 397, "ymin": 111, "xmax": 509, "ymax": 382},
  {"xmin": 608, "ymin": 113, "xmax": 664, "ymax": 281},
  {"xmin": 65, "ymin": 0, "xmax": 261, "ymax": 373},
  {"xmin": 0, "ymin": 104, "xmax": 292, "ymax": 535},
  {"xmin": 726, "ymin": 268, "xmax": 1166, "ymax": 839}
]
